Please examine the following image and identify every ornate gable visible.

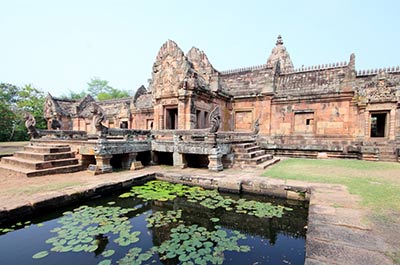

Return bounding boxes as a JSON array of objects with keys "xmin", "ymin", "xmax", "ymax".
[
  {"xmin": 149, "ymin": 40, "xmax": 191, "ymax": 99},
  {"xmin": 186, "ymin": 47, "xmax": 217, "ymax": 85}
]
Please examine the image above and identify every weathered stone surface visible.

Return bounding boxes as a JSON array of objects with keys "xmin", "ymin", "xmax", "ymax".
[{"xmin": 306, "ymin": 238, "xmax": 393, "ymax": 265}]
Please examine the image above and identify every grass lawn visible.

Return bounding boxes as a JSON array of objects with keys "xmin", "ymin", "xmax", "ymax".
[
  {"xmin": 263, "ymin": 158, "xmax": 400, "ymax": 212},
  {"xmin": 263, "ymin": 158, "xmax": 400, "ymax": 263}
]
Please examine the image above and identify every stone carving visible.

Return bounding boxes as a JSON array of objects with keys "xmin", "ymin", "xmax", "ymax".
[
  {"xmin": 266, "ymin": 35, "xmax": 294, "ymax": 72},
  {"xmin": 50, "ymin": 115, "xmax": 62, "ymax": 130},
  {"xmin": 133, "ymin": 85, "xmax": 147, "ymax": 107},
  {"xmin": 209, "ymin": 106, "xmax": 221, "ymax": 133},
  {"xmin": 186, "ymin": 47, "xmax": 217, "ymax": 85},
  {"xmin": 356, "ymin": 72, "xmax": 397, "ymax": 103},
  {"xmin": 150, "ymin": 40, "xmax": 191, "ymax": 99},
  {"xmin": 44, "ymin": 95, "xmax": 54, "ymax": 119},
  {"xmin": 91, "ymin": 103, "xmax": 108, "ymax": 138},
  {"xmin": 253, "ymin": 117, "xmax": 260, "ymax": 135},
  {"xmin": 24, "ymin": 112, "xmax": 39, "ymax": 139}
]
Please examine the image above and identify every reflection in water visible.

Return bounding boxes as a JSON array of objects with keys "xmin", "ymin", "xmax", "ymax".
[{"xmin": 0, "ymin": 188, "xmax": 308, "ymax": 265}]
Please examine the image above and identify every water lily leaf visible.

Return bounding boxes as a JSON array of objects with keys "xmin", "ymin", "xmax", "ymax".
[
  {"xmin": 32, "ymin": 250, "xmax": 49, "ymax": 259},
  {"xmin": 210, "ymin": 218, "xmax": 220, "ymax": 223},
  {"xmin": 97, "ymin": 259, "xmax": 112, "ymax": 265},
  {"xmin": 102, "ymin": 249, "xmax": 115, "ymax": 257}
]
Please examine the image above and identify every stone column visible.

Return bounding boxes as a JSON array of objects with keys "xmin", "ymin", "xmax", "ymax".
[
  {"xmin": 94, "ymin": 154, "xmax": 113, "ymax": 173},
  {"xmin": 173, "ymin": 151, "xmax": 187, "ymax": 169},
  {"xmin": 208, "ymin": 148, "xmax": 223, "ymax": 171},
  {"xmin": 150, "ymin": 151, "xmax": 158, "ymax": 165},
  {"xmin": 120, "ymin": 152, "xmax": 136, "ymax": 170}
]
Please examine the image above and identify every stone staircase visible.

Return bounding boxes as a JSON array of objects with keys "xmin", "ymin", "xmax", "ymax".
[
  {"xmin": 232, "ymin": 141, "xmax": 280, "ymax": 169},
  {"xmin": 378, "ymin": 146, "xmax": 398, "ymax": 162},
  {"xmin": 0, "ymin": 144, "xmax": 82, "ymax": 177}
]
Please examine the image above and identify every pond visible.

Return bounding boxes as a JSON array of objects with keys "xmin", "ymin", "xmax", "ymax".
[{"xmin": 0, "ymin": 180, "xmax": 308, "ymax": 265}]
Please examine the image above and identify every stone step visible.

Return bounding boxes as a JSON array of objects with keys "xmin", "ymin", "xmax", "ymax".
[
  {"xmin": 235, "ymin": 154, "xmax": 273, "ymax": 165},
  {"xmin": 0, "ymin": 163, "xmax": 82, "ymax": 177},
  {"xmin": 236, "ymin": 157, "xmax": 281, "ymax": 169},
  {"xmin": 24, "ymin": 145, "xmax": 71, "ymax": 154},
  {"xmin": 14, "ymin": 151, "xmax": 74, "ymax": 161},
  {"xmin": 234, "ymin": 150, "xmax": 266, "ymax": 159},
  {"xmin": 232, "ymin": 142, "xmax": 257, "ymax": 151},
  {"xmin": 1, "ymin": 156, "xmax": 79, "ymax": 170}
]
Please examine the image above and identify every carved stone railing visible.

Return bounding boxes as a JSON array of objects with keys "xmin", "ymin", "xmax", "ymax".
[
  {"xmin": 106, "ymin": 129, "xmax": 151, "ymax": 140},
  {"xmin": 38, "ymin": 130, "xmax": 88, "ymax": 140},
  {"xmin": 151, "ymin": 129, "xmax": 213, "ymax": 143},
  {"xmin": 216, "ymin": 131, "xmax": 256, "ymax": 143}
]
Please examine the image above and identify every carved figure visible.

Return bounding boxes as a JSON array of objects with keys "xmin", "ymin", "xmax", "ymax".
[
  {"xmin": 209, "ymin": 106, "xmax": 221, "ymax": 133},
  {"xmin": 91, "ymin": 103, "xmax": 108, "ymax": 138},
  {"xmin": 24, "ymin": 112, "xmax": 39, "ymax": 139},
  {"xmin": 253, "ymin": 117, "xmax": 260, "ymax": 135}
]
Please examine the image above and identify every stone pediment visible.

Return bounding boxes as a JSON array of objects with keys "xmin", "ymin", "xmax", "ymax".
[
  {"xmin": 356, "ymin": 72, "xmax": 399, "ymax": 103},
  {"xmin": 149, "ymin": 40, "xmax": 191, "ymax": 99},
  {"xmin": 186, "ymin": 47, "xmax": 217, "ymax": 84}
]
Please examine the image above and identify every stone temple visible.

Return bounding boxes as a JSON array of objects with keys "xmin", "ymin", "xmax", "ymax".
[{"xmin": 5, "ymin": 35, "xmax": 398, "ymax": 176}]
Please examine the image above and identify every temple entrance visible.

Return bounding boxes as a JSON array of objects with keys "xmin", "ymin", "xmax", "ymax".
[
  {"xmin": 165, "ymin": 107, "xmax": 178, "ymax": 129},
  {"xmin": 370, "ymin": 112, "xmax": 387, "ymax": 138}
]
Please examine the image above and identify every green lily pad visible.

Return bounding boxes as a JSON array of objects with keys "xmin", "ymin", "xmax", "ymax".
[
  {"xmin": 102, "ymin": 249, "xmax": 115, "ymax": 257},
  {"xmin": 32, "ymin": 250, "xmax": 49, "ymax": 259},
  {"xmin": 97, "ymin": 259, "xmax": 112, "ymax": 265}
]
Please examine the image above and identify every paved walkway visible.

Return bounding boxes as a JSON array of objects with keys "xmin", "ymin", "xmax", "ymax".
[{"xmin": 0, "ymin": 166, "xmax": 395, "ymax": 265}]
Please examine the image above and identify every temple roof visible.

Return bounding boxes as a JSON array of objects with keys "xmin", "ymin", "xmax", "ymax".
[{"xmin": 266, "ymin": 35, "xmax": 294, "ymax": 72}]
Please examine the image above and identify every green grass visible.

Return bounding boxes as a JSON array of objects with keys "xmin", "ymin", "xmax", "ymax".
[{"xmin": 263, "ymin": 158, "xmax": 400, "ymax": 213}]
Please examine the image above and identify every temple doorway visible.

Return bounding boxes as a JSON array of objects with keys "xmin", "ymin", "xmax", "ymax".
[{"xmin": 165, "ymin": 107, "xmax": 178, "ymax": 129}]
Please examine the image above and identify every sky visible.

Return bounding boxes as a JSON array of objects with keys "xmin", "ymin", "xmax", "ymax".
[{"xmin": 1, "ymin": 0, "xmax": 400, "ymax": 97}]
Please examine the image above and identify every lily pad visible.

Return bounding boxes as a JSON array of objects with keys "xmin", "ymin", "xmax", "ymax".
[
  {"xmin": 102, "ymin": 249, "xmax": 115, "ymax": 257},
  {"xmin": 32, "ymin": 250, "xmax": 49, "ymax": 259}
]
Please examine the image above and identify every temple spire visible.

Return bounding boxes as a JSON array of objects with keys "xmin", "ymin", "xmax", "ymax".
[{"xmin": 276, "ymin": 35, "xmax": 283, "ymax": 45}]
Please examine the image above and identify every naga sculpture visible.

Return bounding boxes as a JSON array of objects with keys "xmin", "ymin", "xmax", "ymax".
[
  {"xmin": 91, "ymin": 103, "xmax": 108, "ymax": 138},
  {"xmin": 209, "ymin": 106, "xmax": 221, "ymax": 133},
  {"xmin": 253, "ymin": 117, "xmax": 260, "ymax": 135},
  {"xmin": 24, "ymin": 112, "xmax": 39, "ymax": 139}
]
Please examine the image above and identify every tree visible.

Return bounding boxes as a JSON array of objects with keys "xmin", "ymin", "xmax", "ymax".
[
  {"xmin": 0, "ymin": 83, "xmax": 19, "ymax": 141},
  {"xmin": 60, "ymin": 89, "xmax": 87, "ymax": 100},
  {"xmin": 87, "ymin": 77, "xmax": 130, "ymax": 100},
  {"xmin": 0, "ymin": 83, "xmax": 46, "ymax": 141}
]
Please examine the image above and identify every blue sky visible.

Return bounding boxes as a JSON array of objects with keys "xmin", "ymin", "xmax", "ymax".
[{"xmin": 1, "ymin": 0, "xmax": 399, "ymax": 97}]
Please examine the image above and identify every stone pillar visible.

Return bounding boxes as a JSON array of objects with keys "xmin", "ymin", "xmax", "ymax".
[
  {"xmin": 150, "ymin": 151, "xmax": 158, "ymax": 165},
  {"xmin": 173, "ymin": 151, "xmax": 187, "ymax": 169},
  {"xmin": 120, "ymin": 152, "xmax": 136, "ymax": 170},
  {"xmin": 94, "ymin": 154, "xmax": 113, "ymax": 173},
  {"xmin": 208, "ymin": 148, "xmax": 223, "ymax": 171}
]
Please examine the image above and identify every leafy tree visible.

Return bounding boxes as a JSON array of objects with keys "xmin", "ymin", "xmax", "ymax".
[
  {"xmin": 87, "ymin": 77, "xmax": 130, "ymax": 100},
  {"xmin": 0, "ymin": 83, "xmax": 45, "ymax": 141},
  {"xmin": 60, "ymin": 89, "xmax": 87, "ymax": 100}
]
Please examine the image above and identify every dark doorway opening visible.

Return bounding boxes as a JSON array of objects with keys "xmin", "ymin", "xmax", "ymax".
[
  {"xmin": 110, "ymin": 154, "xmax": 124, "ymax": 169},
  {"xmin": 186, "ymin": 154, "xmax": 209, "ymax": 168},
  {"xmin": 166, "ymin": 108, "xmax": 178, "ymax": 129},
  {"xmin": 370, "ymin": 113, "xmax": 387, "ymax": 138},
  {"xmin": 156, "ymin": 152, "xmax": 173, "ymax": 166},
  {"xmin": 137, "ymin": 151, "xmax": 151, "ymax": 166},
  {"xmin": 120, "ymin": 121, "xmax": 128, "ymax": 129}
]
